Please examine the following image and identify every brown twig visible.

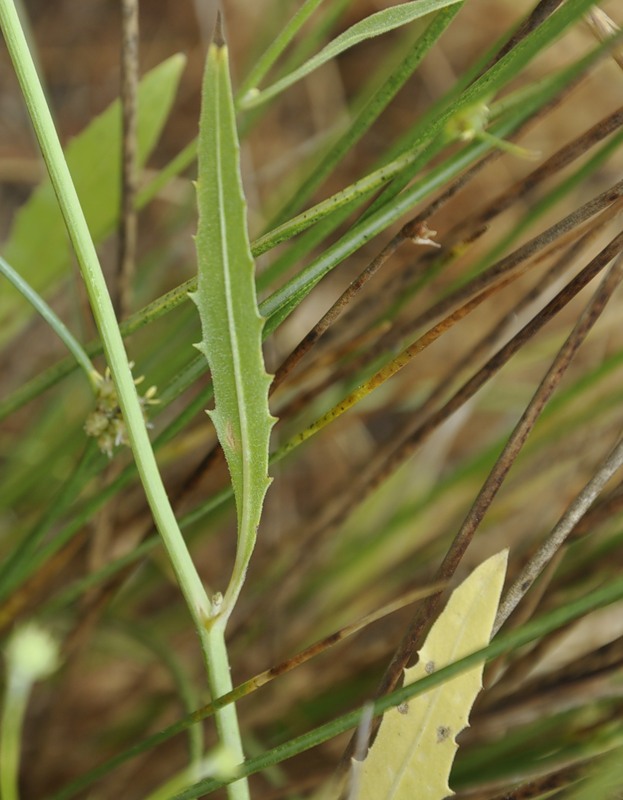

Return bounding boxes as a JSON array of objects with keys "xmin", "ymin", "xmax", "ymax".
[
  {"xmin": 272, "ymin": 234, "xmax": 401, "ymax": 388},
  {"xmin": 586, "ymin": 8, "xmax": 623, "ymax": 72},
  {"xmin": 495, "ymin": 424, "xmax": 623, "ymax": 629},
  {"xmin": 115, "ymin": 0, "xmax": 139, "ymax": 318}
]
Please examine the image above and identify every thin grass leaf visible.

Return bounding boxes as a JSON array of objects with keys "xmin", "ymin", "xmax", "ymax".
[
  {"xmin": 239, "ymin": 0, "xmax": 464, "ymax": 109},
  {"xmin": 362, "ymin": 0, "xmax": 620, "ymax": 216},
  {"xmin": 354, "ymin": 551, "xmax": 507, "ymax": 800},
  {"xmin": 190, "ymin": 24, "xmax": 275, "ymax": 621},
  {"xmin": 0, "ymin": 254, "xmax": 94, "ymax": 380}
]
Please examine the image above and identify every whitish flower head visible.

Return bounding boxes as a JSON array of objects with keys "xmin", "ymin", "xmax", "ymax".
[{"xmin": 5, "ymin": 623, "xmax": 60, "ymax": 686}]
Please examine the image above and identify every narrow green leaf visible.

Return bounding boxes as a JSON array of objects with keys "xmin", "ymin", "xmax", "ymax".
[
  {"xmin": 356, "ymin": 551, "xmax": 507, "ymax": 800},
  {"xmin": 191, "ymin": 28, "xmax": 275, "ymax": 620},
  {"xmin": 239, "ymin": 0, "xmax": 464, "ymax": 109},
  {"xmin": 0, "ymin": 54, "xmax": 186, "ymax": 337},
  {"xmin": 0, "ymin": 254, "xmax": 94, "ymax": 380},
  {"xmin": 236, "ymin": 0, "xmax": 328, "ymax": 101}
]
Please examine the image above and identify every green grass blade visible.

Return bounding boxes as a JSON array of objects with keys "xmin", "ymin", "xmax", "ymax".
[
  {"xmin": 259, "ymin": 114, "xmax": 522, "ymax": 326},
  {"xmin": 191, "ymin": 26, "xmax": 275, "ymax": 622},
  {"xmin": 239, "ymin": 0, "xmax": 464, "ymax": 109},
  {"xmin": 46, "ymin": 562, "xmax": 623, "ymax": 800}
]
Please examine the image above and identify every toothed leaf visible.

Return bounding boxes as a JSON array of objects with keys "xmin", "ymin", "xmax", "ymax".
[
  {"xmin": 191, "ymin": 30, "xmax": 274, "ymax": 613},
  {"xmin": 357, "ymin": 551, "xmax": 508, "ymax": 800}
]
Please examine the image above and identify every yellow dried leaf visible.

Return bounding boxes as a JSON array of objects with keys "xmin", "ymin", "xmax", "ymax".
[{"xmin": 357, "ymin": 550, "xmax": 508, "ymax": 800}]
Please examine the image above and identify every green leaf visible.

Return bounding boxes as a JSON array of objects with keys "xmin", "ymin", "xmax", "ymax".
[
  {"xmin": 191, "ymin": 28, "xmax": 275, "ymax": 621},
  {"xmin": 239, "ymin": 0, "xmax": 464, "ymax": 109},
  {"xmin": 236, "ymin": 0, "xmax": 328, "ymax": 102},
  {"xmin": 355, "ymin": 551, "xmax": 508, "ymax": 800},
  {"xmin": 0, "ymin": 54, "xmax": 186, "ymax": 338}
]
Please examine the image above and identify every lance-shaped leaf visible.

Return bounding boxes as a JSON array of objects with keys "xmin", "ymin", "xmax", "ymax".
[
  {"xmin": 191, "ymin": 21, "xmax": 274, "ymax": 620},
  {"xmin": 1, "ymin": 55, "xmax": 186, "ymax": 338},
  {"xmin": 356, "ymin": 550, "xmax": 508, "ymax": 800}
]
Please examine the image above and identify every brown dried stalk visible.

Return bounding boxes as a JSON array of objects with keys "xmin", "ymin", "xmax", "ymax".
[{"xmin": 115, "ymin": 0, "xmax": 139, "ymax": 318}]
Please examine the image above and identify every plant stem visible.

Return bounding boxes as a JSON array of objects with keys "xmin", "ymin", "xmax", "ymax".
[
  {"xmin": 1, "ymin": 625, "xmax": 59, "ymax": 800},
  {"xmin": 203, "ymin": 621, "xmax": 246, "ymax": 768},
  {"xmin": 0, "ymin": 3, "xmax": 248, "ymax": 797},
  {"xmin": 0, "ymin": 672, "xmax": 25, "ymax": 800}
]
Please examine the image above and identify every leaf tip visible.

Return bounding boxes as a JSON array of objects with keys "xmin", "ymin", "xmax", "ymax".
[
  {"xmin": 213, "ymin": 11, "xmax": 226, "ymax": 48},
  {"xmin": 168, "ymin": 51, "xmax": 188, "ymax": 74}
]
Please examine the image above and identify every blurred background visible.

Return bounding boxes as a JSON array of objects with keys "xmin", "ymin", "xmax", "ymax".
[{"xmin": 1, "ymin": 1, "xmax": 623, "ymax": 798}]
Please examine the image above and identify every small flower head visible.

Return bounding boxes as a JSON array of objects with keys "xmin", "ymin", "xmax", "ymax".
[
  {"xmin": 5, "ymin": 623, "xmax": 60, "ymax": 687},
  {"xmin": 446, "ymin": 100, "xmax": 491, "ymax": 142},
  {"xmin": 84, "ymin": 365, "xmax": 159, "ymax": 458}
]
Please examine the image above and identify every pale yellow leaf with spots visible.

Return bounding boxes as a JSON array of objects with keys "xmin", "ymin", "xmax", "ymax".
[{"xmin": 356, "ymin": 550, "xmax": 507, "ymax": 800}]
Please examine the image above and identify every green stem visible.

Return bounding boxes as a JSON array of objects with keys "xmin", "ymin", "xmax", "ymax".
[
  {"xmin": 0, "ymin": 4, "xmax": 247, "ymax": 797},
  {"xmin": 0, "ymin": 673, "xmax": 27, "ymax": 800},
  {"xmin": 202, "ymin": 621, "xmax": 246, "ymax": 771}
]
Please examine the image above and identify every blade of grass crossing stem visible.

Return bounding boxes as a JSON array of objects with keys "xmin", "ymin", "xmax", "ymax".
[
  {"xmin": 191, "ymin": 21, "xmax": 275, "ymax": 624},
  {"xmin": 238, "ymin": 0, "xmax": 464, "ymax": 108},
  {"xmin": 356, "ymin": 552, "xmax": 507, "ymax": 800},
  {"xmin": 44, "ymin": 569, "xmax": 623, "ymax": 800},
  {"xmin": 0, "ymin": 0, "xmax": 215, "ymax": 625},
  {"xmin": 0, "ymin": 4, "xmax": 253, "ymax": 799}
]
